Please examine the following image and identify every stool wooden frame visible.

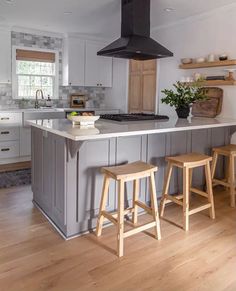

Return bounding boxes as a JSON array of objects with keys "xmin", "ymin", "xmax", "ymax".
[
  {"xmin": 212, "ymin": 144, "xmax": 236, "ymax": 207},
  {"xmin": 160, "ymin": 153, "xmax": 215, "ymax": 231},
  {"xmin": 96, "ymin": 161, "xmax": 162, "ymax": 257}
]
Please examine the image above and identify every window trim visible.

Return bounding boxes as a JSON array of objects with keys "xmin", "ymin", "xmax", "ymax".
[{"xmin": 12, "ymin": 46, "xmax": 59, "ymax": 99}]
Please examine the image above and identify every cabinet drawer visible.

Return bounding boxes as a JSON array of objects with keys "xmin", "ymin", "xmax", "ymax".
[
  {"xmin": 0, "ymin": 127, "xmax": 19, "ymax": 141},
  {"xmin": 0, "ymin": 141, "xmax": 19, "ymax": 159},
  {"xmin": 0, "ymin": 113, "xmax": 22, "ymax": 125}
]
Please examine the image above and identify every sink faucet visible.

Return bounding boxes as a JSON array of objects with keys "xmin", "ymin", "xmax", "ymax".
[{"xmin": 35, "ymin": 90, "xmax": 44, "ymax": 109}]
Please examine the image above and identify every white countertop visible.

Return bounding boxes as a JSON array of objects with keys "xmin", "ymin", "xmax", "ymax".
[
  {"xmin": 27, "ymin": 117, "xmax": 236, "ymax": 141},
  {"xmin": 0, "ymin": 107, "xmax": 118, "ymax": 113}
]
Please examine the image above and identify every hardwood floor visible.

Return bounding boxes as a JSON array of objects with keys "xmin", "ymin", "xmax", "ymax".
[{"xmin": 0, "ymin": 186, "xmax": 236, "ymax": 291}]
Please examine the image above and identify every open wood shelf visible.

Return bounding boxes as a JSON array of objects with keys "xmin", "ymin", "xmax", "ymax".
[
  {"xmin": 179, "ymin": 60, "xmax": 236, "ymax": 69},
  {"xmin": 183, "ymin": 80, "xmax": 236, "ymax": 86}
]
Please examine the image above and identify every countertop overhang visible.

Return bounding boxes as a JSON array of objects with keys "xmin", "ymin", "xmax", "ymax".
[{"xmin": 27, "ymin": 117, "xmax": 236, "ymax": 141}]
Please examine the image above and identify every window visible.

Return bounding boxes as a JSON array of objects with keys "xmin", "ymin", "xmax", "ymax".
[{"xmin": 12, "ymin": 48, "xmax": 59, "ymax": 99}]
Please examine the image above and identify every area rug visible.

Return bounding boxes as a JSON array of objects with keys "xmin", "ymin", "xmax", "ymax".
[{"xmin": 0, "ymin": 169, "xmax": 31, "ymax": 189}]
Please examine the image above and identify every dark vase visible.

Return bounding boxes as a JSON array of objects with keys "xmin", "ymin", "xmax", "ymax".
[{"xmin": 176, "ymin": 106, "xmax": 190, "ymax": 118}]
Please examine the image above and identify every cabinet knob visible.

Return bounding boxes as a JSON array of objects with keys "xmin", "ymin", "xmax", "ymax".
[{"xmin": 1, "ymin": 117, "xmax": 10, "ymax": 121}]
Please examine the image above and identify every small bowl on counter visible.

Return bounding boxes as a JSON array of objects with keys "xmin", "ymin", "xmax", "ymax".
[{"xmin": 67, "ymin": 112, "xmax": 100, "ymax": 127}]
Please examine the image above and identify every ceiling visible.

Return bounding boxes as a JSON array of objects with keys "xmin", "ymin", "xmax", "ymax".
[{"xmin": 0, "ymin": 0, "xmax": 236, "ymax": 37}]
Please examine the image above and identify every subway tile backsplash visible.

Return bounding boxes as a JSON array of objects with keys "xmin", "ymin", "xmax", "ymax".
[{"xmin": 0, "ymin": 31, "xmax": 107, "ymax": 109}]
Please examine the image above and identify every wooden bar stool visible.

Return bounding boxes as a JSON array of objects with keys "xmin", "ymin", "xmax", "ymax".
[
  {"xmin": 160, "ymin": 153, "xmax": 215, "ymax": 231},
  {"xmin": 96, "ymin": 161, "xmax": 162, "ymax": 257},
  {"xmin": 212, "ymin": 144, "xmax": 236, "ymax": 207}
]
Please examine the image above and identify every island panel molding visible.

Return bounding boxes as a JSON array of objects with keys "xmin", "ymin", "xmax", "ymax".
[{"xmin": 30, "ymin": 121, "xmax": 234, "ymax": 238}]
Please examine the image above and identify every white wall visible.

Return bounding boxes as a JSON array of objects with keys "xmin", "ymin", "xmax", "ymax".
[{"xmin": 152, "ymin": 3, "xmax": 236, "ymax": 119}]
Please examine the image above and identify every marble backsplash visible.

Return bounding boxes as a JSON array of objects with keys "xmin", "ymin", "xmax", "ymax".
[
  {"xmin": 0, "ymin": 31, "xmax": 107, "ymax": 110},
  {"xmin": 0, "ymin": 83, "xmax": 106, "ymax": 109}
]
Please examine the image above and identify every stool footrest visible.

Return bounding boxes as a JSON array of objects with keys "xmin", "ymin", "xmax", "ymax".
[
  {"xmin": 164, "ymin": 194, "xmax": 183, "ymax": 206},
  {"xmin": 190, "ymin": 187, "xmax": 208, "ymax": 198},
  {"xmin": 188, "ymin": 203, "xmax": 212, "ymax": 216},
  {"xmin": 102, "ymin": 207, "xmax": 134, "ymax": 224},
  {"xmin": 102, "ymin": 211, "xmax": 118, "ymax": 225},
  {"xmin": 123, "ymin": 221, "xmax": 157, "ymax": 238},
  {"xmin": 213, "ymin": 179, "xmax": 230, "ymax": 188},
  {"xmin": 135, "ymin": 201, "xmax": 152, "ymax": 215}
]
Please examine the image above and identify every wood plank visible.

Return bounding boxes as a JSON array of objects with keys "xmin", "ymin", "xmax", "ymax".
[
  {"xmin": 183, "ymin": 80, "xmax": 236, "ymax": 86},
  {"xmin": 0, "ymin": 186, "xmax": 236, "ymax": 291},
  {"xmin": 179, "ymin": 59, "xmax": 236, "ymax": 69},
  {"xmin": 0, "ymin": 161, "xmax": 31, "ymax": 173}
]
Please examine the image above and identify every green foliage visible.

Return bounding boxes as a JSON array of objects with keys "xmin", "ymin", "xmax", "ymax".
[{"xmin": 161, "ymin": 81, "xmax": 207, "ymax": 109}]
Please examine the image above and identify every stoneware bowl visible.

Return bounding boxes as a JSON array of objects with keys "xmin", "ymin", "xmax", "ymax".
[
  {"xmin": 67, "ymin": 115, "xmax": 100, "ymax": 126},
  {"xmin": 196, "ymin": 57, "xmax": 205, "ymax": 63}
]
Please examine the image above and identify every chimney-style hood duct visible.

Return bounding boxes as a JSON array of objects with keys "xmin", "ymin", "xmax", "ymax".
[{"xmin": 97, "ymin": 0, "xmax": 173, "ymax": 60}]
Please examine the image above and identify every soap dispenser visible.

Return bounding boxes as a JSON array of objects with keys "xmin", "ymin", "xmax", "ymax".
[{"xmin": 46, "ymin": 95, "xmax": 53, "ymax": 107}]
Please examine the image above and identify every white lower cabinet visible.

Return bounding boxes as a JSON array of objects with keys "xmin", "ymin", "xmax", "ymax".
[
  {"xmin": 0, "ymin": 127, "xmax": 19, "ymax": 142},
  {"xmin": 20, "ymin": 127, "xmax": 31, "ymax": 157},
  {"xmin": 0, "ymin": 141, "xmax": 19, "ymax": 159}
]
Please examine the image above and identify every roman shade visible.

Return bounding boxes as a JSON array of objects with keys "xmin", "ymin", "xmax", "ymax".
[{"xmin": 16, "ymin": 49, "xmax": 55, "ymax": 63}]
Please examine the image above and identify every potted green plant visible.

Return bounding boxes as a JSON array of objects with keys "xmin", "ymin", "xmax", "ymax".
[{"xmin": 161, "ymin": 81, "xmax": 207, "ymax": 118}]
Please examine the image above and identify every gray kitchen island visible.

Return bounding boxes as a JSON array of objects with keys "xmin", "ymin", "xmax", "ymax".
[{"xmin": 28, "ymin": 117, "xmax": 236, "ymax": 239}]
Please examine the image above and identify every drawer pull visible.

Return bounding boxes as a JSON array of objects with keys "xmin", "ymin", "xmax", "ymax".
[
  {"xmin": 1, "ymin": 117, "xmax": 10, "ymax": 120},
  {"xmin": 1, "ymin": 131, "xmax": 10, "ymax": 135},
  {"xmin": 1, "ymin": 148, "xmax": 10, "ymax": 152}
]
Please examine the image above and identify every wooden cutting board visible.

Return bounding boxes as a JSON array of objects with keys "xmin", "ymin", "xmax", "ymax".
[{"xmin": 192, "ymin": 87, "xmax": 223, "ymax": 118}]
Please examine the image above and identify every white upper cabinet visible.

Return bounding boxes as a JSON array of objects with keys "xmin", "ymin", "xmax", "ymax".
[
  {"xmin": 63, "ymin": 37, "xmax": 85, "ymax": 86},
  {"xmin": 0, "ymin": 29, "xmax": 11, "ymax": 84},
  {"xmin": 85, "ymin": 41, "xmax": 113, "ymax": 88}
]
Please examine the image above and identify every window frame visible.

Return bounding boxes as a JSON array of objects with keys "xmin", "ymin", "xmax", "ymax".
[{"xmin": 12, "ymin": 46, "xmax": 59, "ymax": 99}]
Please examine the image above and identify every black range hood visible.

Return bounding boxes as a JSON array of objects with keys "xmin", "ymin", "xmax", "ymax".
[{"xmin": 97, "ymin": 0, "xmax": 173, "ymax": 60}]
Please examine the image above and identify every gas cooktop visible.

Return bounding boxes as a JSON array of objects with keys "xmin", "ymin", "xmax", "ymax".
[{"xmin": 100, "ymin": 113, "xmax": 169, "ymax": 122}]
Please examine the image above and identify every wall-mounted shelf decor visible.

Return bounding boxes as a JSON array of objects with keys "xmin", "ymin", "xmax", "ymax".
[
  {"xmin": 183, "ymin": 80, "xmax": 236, "ymax": 86},
  {"xmin": 179, "ymin": 60, "xmax": 236, "ymax": 69}
]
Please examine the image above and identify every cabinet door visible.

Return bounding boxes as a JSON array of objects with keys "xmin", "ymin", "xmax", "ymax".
[
  {"xmin": 142, "ymin": 72, "xmax": 156, "ymax": 113},
  {"xmin": 63, "ymin": 37, "xmax": 85, "ymax": 86},
  {"xmin": 129, "ymin": 73, "xmax": 142, "ymax": 113},
  {"xmin": 0, "ymin": 30, "xmax": 11, "ymax": 84},
  {"xmin": 85, "ymin": 41, "xmax": 101, "ymax": 87},
  {"xmin": 99, "ymin": 55, "xmax": 113, "ymax": 87},
  {"xmin": 85, "ymin": 41, "xmax": 113, "ymax": 87},
  {"xmin": 20, "ymin": 127, "xmax": 31, "ymax": 157}
]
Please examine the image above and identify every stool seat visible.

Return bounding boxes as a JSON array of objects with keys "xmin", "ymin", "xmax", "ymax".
[
  {"xmin": 213, "ymin": 144, "xmax": 236, "ymax": 155},
  {"xmin": 102, "ymin": 161, "xmax": 158, "ymax": 181},
  {"xmin": 166, "ymin": 153, "xmax": 212, "ymax": 168}
]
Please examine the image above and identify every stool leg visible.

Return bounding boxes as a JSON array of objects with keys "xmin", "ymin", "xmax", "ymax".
[
  {"xmin": 211, "ymin": 152, "xmax": 218, "ymax": 181},
  {"xmin": 205, "ymin": 162, "xmax": 216, "ymax": 219},
  {"xmin": 117, "ymin": 180, "xmax": 125, "ymax": 257},
  {"xmin": 183, "ymin": 167, "xmax": 190, "ymax": 231},
  {"xmin": 189, "ymin": 168, "xmax": 193, "ymax": 202},
  {"xmin": 160, "ymin": 163, "xmax": 173, "ymax": 217},
  {"xmin": 229, "ymin": 155, "xmax": 236, "ymax": 208},
  {"xmin": 96, "ymin": 175, "xmax": 110, "ymax": 237},
  {"xmin": 132, "ymin": 179, "xmax": 139, "ymax": 225},
  {"xmin": 150, "ymin": 172, "xmax": 161, "ymax": 240}
]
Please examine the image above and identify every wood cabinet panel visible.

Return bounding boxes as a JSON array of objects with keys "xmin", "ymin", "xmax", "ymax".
[
  {"xmin": 128, "ymin": 59, "xmax": 157, "ymax": 113},
  {"xmin": 129, "ymin": 74, "xmax": 142, "ymax": 112},
  {"xmin": 142, "ymin": 73, "xmax": 156, "ymax": 112}
]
